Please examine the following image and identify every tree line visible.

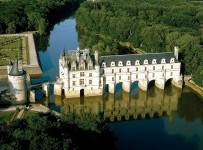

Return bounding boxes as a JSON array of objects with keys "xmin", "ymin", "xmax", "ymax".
[
  {"xmin": 0, "ymin": 112, "xmax": 116, "ymax": 150},
  {"xmin": 0, "ymin": 0, "xmax": 84, "ymax": 35},
  {"xmin": 75, "ymin": 0, "xmax": 203, "ymax": 86}
]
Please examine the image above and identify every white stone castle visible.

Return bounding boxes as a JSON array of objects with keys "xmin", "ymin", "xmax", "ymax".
[
  {"xmin": 54, "ymin": 46, "xmax": 182, "ymax": 98},
  {"xmin": 7, "ymin": 59, "xmax": 28, "ymax": 103}
]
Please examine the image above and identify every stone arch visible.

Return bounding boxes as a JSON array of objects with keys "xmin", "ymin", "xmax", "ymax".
[
  {"xmin": 80, "ymin": 89, "xmax": 84, "ymax": 97},
  {"xmin": 165, "ymin": 78, "xmax": 173, "ymax": 88},
  {"xmin": 131, "ymin": 81, "xmax": 139, "ymax": 95},
  {"xmin": 115, "ymin": 82, "xmax": 122, "ymax": 92},
  {"xmin": 148, "ymin": 79, "xmax": 155, "ymax": 90},
  {"xmin": 115, "ymin": 82, "xmax": 123, "ymax": 98}
]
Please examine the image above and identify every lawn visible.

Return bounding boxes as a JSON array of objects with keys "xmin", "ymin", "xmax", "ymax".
[
  {"xmin": 0, "ymin": 36, "xmax": 22, "ymax": 66},
  {"xmin": 0, "ymin": 111, "xmax": 15, "ymax": 123}
]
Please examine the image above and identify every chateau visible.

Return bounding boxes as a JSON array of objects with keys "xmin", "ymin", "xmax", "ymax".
[{"xmin": 54, "ymin": 47, "xmax": 182, "ymax": 98}]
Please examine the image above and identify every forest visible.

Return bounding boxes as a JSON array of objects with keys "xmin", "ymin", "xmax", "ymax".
[
  {"xmin": 0, "ymin": 112, "xmax": 115, "ymax": 150},
  {"xmin": 0, "ymin": 0, "xmax": 84, "ymax": 35},
  {"xmin": 75, "ymin": 0, "xmax": 203, "ymax": 86}
]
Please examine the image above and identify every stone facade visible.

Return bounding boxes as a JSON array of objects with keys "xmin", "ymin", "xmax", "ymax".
[
  {"xmin": 55, "ymin": 47, "xmax": 182, "ymax": 98},
  {"xmin": 56, "ymin": 48, "xmax": 103, "ymax": 98},
  {"xmin": 7, "ymin": 59, "xmax": 28, "ymax": 103}
]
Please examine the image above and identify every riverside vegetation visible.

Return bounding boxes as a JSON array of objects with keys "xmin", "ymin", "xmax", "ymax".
[
  {"xmin": 0, "ymin": 112, "xmax": 116, "ymax": 150},
  {"xmin": 75, "ymin": 0, "xmax": 203, "ymax": 87},
  {"xmin": 0, "ymin": 0, "xmax": 84, "ymax": 35}
]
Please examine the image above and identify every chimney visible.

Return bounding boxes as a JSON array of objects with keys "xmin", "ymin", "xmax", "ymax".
[{"xmin": 174, "ymin": 46, "xmax": 179, "ymax": 60}]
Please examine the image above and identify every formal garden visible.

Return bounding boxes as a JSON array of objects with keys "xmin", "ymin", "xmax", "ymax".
[{"xmin": 0, "ymin": 36, "xmax": 30, "ymax": 66}]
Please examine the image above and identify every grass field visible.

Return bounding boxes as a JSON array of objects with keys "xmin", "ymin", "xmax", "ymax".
[
  {"xmin": 0, "ymin": 36, "xmax": 22, "ymax": 66},
  {"xmin": 0, "ymin": 111, "xmax": 15, "ymax": 123}
]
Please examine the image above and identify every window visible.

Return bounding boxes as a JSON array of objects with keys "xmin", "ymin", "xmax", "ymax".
[
  {"xmin": 118, "ymin": 61, "xmax": 123, "ymax": 66},
  {"xmin": 135, "ymin": 60, "xmax": 140, "ymax": 65},
  {"xmin": 153, "ymin": 73, "xmax": 155, "ymax": 77},
  {"xmin": 161, "ymin": 59, "xmax": 166, "ymax": 64},
  {"xmin": 72, "ymin": 81, "xmax": 76, "ymax": 86},
  {"xmin": 72, "ymin": 74, "xmax": 75, "ymax": 78},
  {"xmin": 102, "ymin": 62, "xmax": 106, "ymax": 67},
  {"xmin": 112, "ymin": 69, "xmax": 114, "ymax": 74},
  {"xmin": 170, "ymin": 72, "xmax": 173, "ymax": 76},
  {"xmin": 111, "ymin": 62, "xmax": 115, "ymax": 66},
  {"xmin": 153, "ymin": 66, "xmax": 155, "ymax": 70},
  {"xmin": 136, "ymin": 74, "xmax": 138, "ymax": 79},
  {"xmin": 152, "ymin": 59, "xmax": 156, "ymax": 64},
  {"xmin": 128, "ymin": 76, "xmax": 130, "ymax": 80},
  {"xmin": 145, "ymin": 67, "xmax": 147, "ymax": 71},
  {"xmin": 80, "ymin": 72, "xmax": 85, "ymax": 77},
  {"xmin": 171, "ymin": 65, "xmax": 173, "ymax": 69},
  {"xmin": 162, "ymin": 66, "xmax": 164, "ymax": 70},
  {"xmin": 89, "ymin": 80, "xmax": 92, "ymax": 85},
  {"xmin": 170, "ymin": 58, "xmax": 175, "ymax": 63},
  {"xmin": 89, "ymin": 73, "xmax": 92, "ymax": 77},
  {"xmin": 112, "ymin": 77, "xmax": 114, "ymax": 81},
  {"xmin": 119, "ymin": 76, "xmax": 121, "ymax": 80},
  {"xmin": 126, "ymin": 61, "xmax": 131, "ymax": 66},
  {"xmin": 136, "ymin": 67, "xmax": 138, "ymax": 71},
  {"xmin": 119, "ymin": 68, "xmax": 121, "ymax": 73},
  {"xmin": 127, "ymin": 68, "xmax": 130, "ymax": 72},
  {"xmin": 72, "ymin": 67, "xmax": 76, "ymax": 71},
  {"xmin": 89, "ymin": 65, "xmax": 93, "ymax": 70},
  {"xmin": 144, "ymin": 59, "xmax": 148, "ymax": 64},
  {"xmin": 80, "ymin": 79, "xmax": 84, "ymax": 85},
  {"xmin": 80, "ymin": 65, "xmax": 84, "ymax": 70}
]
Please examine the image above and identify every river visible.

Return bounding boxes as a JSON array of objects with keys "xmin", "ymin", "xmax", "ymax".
[{"xmin": 36, "ymin": 17, "xmax": 203, "ymax": 150}]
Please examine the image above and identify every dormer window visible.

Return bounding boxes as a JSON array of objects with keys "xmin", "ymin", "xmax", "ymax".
[
  {"xmin": 144, "ymin": 59, "xmax": 148, "ymax": 65},
  {"xmin": 88, "ymin": 65, "xmax": 93, "ymax": 70},
  {"xmin": 111, "ymin": 62, "xmax": 115, "ymax": 66},
  {"xmin": 126, "ymin": 60, "xmax": 131, "ymax": 66},
  {"xmin": 161, "ymin": 59, "xmax": 166, "ymax": 64},
  {"xmin": 118, "ymin": 61, "xmax": 123, "ymax": 66},
  {"xmin": 170, "ymin": 58, "xmax": 175, "ymax": 63},
  {"xmin": 135, "ymin": 60, "xmax": 140, "ymax": 65},
  {"xmin": 102, "ymin": 62, "xmax": 106, "ymax": 67},
  {"xmin": 152, "ymin": 59, "xmax": 157, "ymax": 64},
  {"xmin": 79, "ymin": 62, "xmax": 85, "ymax": 70}
]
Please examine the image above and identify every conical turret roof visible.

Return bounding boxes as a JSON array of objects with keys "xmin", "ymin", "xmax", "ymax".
[{"xmin": 9, "ymin": 59, "xmax": 26, "ymax": 76}]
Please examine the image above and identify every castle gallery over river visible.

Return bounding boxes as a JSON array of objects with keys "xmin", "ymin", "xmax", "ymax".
[{"xmin": 54, "ymin": 46, "xmax": 182, "ymax": 98}]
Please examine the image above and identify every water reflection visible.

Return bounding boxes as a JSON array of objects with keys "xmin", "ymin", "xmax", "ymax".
[{"xmin": 41, "ymin": 85, "xmax": 182, "ymax": 122}]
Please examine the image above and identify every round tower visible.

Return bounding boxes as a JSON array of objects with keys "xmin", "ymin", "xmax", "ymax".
[{"xmin": 8, "ymin": 59, "xmax": 27, "ymax": 103}]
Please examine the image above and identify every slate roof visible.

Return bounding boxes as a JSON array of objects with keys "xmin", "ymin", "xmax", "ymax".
[
  {"xmin": 9, "ymin": 59, "xmax": 26, "ymax": 76},
  {"xmin": 99, "ymin": 52, "xmax": 178, "ymax": 67}
]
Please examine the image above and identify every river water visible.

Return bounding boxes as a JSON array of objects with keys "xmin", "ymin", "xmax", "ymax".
[{"xmin": 36, "ymin": 18, "xmax": 203, "ymax": 150}]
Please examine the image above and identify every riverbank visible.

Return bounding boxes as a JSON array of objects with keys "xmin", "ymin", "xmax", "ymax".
[
  {"xmin": 0, "ymin": 32, "xmax": 42, "ymax": 79},
  {"xmin": 184, "ymin": 75, "xmax": 203, "ymax": 98}
]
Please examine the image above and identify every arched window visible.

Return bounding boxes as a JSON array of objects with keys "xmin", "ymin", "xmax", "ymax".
[
  {"xmin": 102, "ymin": 62, "xmax": 106, "ymax": 67},
  {"xmin": 152, "ymin": 59, "xmax": 157, "ymax": 64},
  {"xmin": 118, "ymin": 61, "xmax": 123, "ymax": 66},
  {"xmin": 161, "ymin": 59, "xmax": 166, "ymax": 64},
  {"xmin": 170, "ymin": 58, "xmax": 175, "ymax": 63},
  {"xmin": 111, "ymin": 62, "xmax": 115, "ymax": 66},
  {"xmin": 126, "ymin": 60, "xmax": 131, "ymax": 66},
  {"xmin": 135, "ymin": 60, "xmax": 140, "ymax": 65},
  {"xmin": 144, "ymin": 59, "xmax": 148, "ymax": 65}
]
